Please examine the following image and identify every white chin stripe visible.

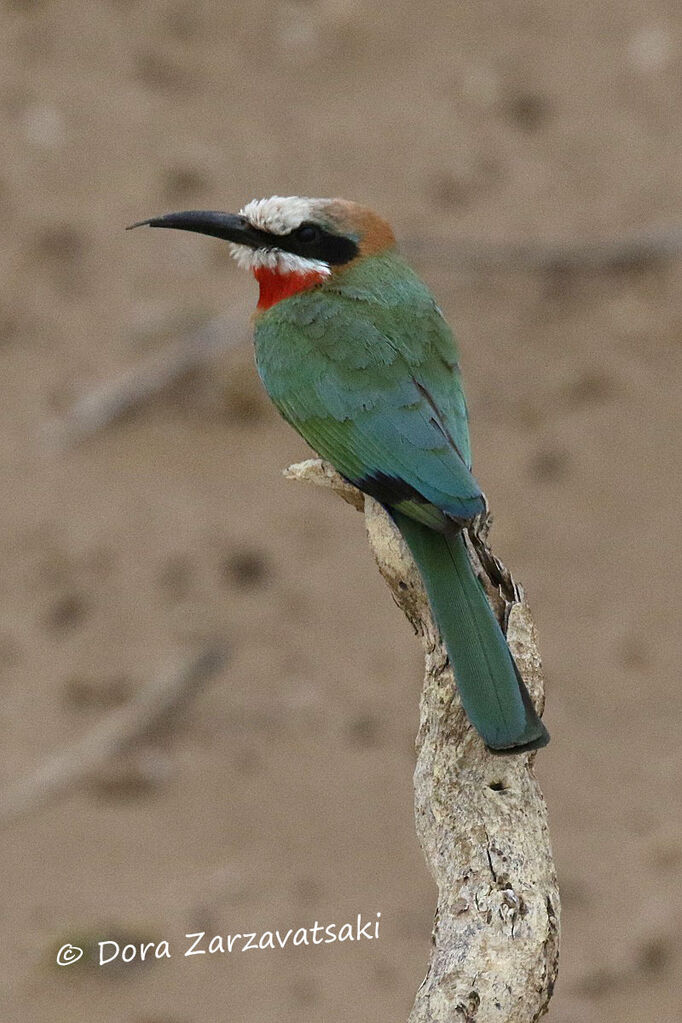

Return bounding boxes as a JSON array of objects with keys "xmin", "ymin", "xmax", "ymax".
[
  {"xmin": 229, "ymin": 244, "xmax": 331, "ymax": 276},
  {"xmin": 239, "ymin": 195, "xmax": 327, "ymax": 235}
]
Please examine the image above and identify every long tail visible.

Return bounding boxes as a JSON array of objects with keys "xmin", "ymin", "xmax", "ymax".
[{"xmin": 392, "ymin": 511, "xmax": 549, "ymax": 753}]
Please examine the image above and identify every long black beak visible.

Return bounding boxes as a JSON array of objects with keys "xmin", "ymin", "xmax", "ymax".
[{"xmin": 126, "ymin": 210, "xmax": 264, "ymax": 248}]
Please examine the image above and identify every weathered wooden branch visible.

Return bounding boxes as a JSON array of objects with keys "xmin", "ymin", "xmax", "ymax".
[{"xmin": 286, "ymin": 459, "xmax": 560, "ymax": 1023}]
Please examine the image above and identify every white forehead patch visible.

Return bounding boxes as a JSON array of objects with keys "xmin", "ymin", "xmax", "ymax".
[{"xmin": 239, "ymin": 195, "xmax": 327, "ymax": 235}]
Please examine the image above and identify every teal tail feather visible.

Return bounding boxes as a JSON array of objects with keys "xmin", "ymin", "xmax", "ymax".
[{"xmin": 392, "ymin": 511, "xmax": 549, "ymax": 753}]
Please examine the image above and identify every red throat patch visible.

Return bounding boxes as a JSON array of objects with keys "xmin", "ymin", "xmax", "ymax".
[{"xmin": 254, "ymin": 266, "xmax": 327, "ymax": 310}]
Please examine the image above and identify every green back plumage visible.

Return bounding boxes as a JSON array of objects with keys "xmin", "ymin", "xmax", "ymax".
[
  {"xmin": 255, "ymin": 251, "xmax": 483, "ymax": 526},
  {"xmin": 254, "ymin": 250, "xmax": 548, "ymax": 752}
]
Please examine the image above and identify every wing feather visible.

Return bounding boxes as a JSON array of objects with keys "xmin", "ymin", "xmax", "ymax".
[{"xmin": 255, "ymin": 276, "xmax": 484, "ymax": 526}]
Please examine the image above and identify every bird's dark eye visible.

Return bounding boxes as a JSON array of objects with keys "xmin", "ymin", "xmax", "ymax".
[
  {"xmin": 295, "ymin": 223, "xmax": 321, "ymax": 244},
  {"xmin": 276, "ymin": 222, "xmax": 358, "ymax": 264}
]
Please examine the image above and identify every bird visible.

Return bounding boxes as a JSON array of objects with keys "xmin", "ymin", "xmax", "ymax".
[{"xmin": 129, "ymin": 196, "xmax": 549, "ymax": 754}]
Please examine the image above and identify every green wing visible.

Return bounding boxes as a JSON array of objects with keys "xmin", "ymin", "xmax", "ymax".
[
  {"xmin": 254, "ymin": 259, "xmax": 549, "ymax": 753},
  {"xmin": 254, "ymin": 275, "xmax": 484, "ymax": 528}
]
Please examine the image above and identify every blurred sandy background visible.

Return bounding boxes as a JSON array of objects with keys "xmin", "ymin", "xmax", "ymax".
[{"xmin": 1, "ymin": 1, "xmax": 681, "ymax": 1020}]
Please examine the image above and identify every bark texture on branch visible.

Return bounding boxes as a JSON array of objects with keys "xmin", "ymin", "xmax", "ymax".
[{"xmin": 286, "ymin": 459, "xmax": 560, "ymax": 1023}]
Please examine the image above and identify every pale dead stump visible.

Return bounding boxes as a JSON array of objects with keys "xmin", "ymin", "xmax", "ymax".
[{"xmin": 285, "ymin": 459, "xmax": 560, "ymax": 1023}]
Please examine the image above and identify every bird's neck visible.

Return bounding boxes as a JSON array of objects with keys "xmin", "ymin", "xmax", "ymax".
[{"xmin": 253, "ymin": 266, "xmax": 328, "ymax": 310}]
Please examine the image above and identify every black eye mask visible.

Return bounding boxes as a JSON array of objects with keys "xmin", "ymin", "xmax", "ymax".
[{"xmin": 269, "ymin": 222, "xmax": 359, "ymax": 265}]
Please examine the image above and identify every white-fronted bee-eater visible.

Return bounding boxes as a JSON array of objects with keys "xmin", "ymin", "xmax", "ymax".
[{"xmin": 130, "ymin": 196, "xmax": 549, "ymax": 754}]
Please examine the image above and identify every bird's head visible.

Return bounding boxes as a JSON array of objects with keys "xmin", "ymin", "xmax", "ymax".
[{"xmin": 129, "ymin": 196, "xmax": 396, "ymax": 310}]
